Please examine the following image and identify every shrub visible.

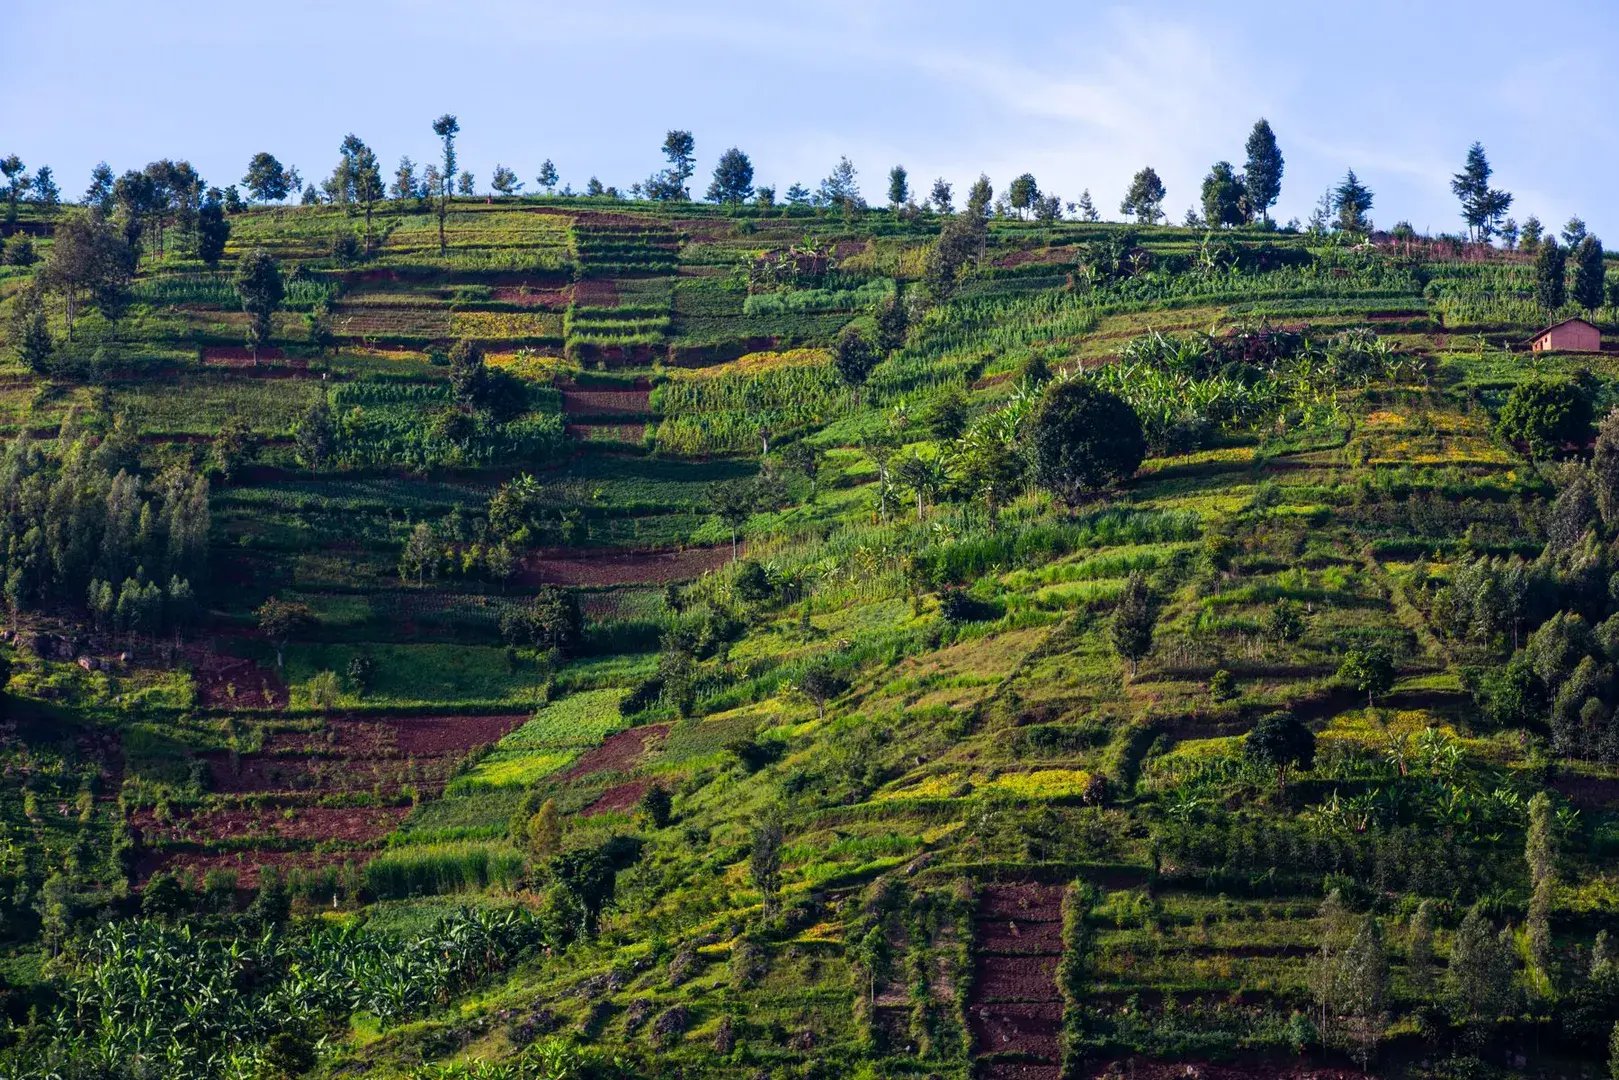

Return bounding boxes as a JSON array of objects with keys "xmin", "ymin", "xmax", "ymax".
[
  {"xmin": 500, "ymin": 586, "xmax": 583, "ymax": 657},
  {"xmin": 1029, "ymin": 379, "xmax": 1146, "ymax": 502},
  {"xmin": 1498, "ymin": 377, "xmax": 1593, "ymax": 460}
]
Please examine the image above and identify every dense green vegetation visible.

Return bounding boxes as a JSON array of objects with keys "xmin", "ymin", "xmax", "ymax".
[{"xmin": 3, "ymin": 126, "xmax": 1619, "ymax": 1080}]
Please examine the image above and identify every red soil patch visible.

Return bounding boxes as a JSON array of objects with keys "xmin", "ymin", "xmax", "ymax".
[
  {"xmin": 991, "ymin": 249, "xmax": 1051, "ymax": 269},
  {"xmin": 184, "ymin": 643, "xmax": 286, "ymax": 709},
  {"xmin": 1552, "ymin": 773, "xmax": 1619, "ymax": 808},
  {"xmin": 581, "ymin": 778, "xmax": 652, "ymax": 817},
  {"xmin": 133, "ymin": 804, "xmax": 408, "ymax": 845},
  {"xmin": 202, "ymin": 345, "xmax": 285, "ymax": 364},
  {"xmin": 559, "ymin": 388, "xmax": 651, "ymax": 417},
  {"xmin": 492, "ymin": 285, "xmax": 570, "ymax": 309},
  {"xmin": 978, "ymin": 1066, "xmax": 1058, "ymax": 1080},
  {"xmin": 975, "ymin": 917, "xmax": 1064, "ymax": 955},
  {"xmin": 136, "ymin": 714, "xmax": 526, "ymax": 885},
  {"xmin": 569, "ymin": 280, "xmax": 620, "ymax": 307},
  {"xmin": 134, "ymin": 847, "xmax": 367, "ymax": 891},
  {"xmin": 968, "ymin": 1001, "xmax": 1061, "ymax": 1062},
  {"xmin": 559, "ymin": 724, "xmax": 669, "ymax": 781},
  {"xmin": 519, "ymin": 546, "xmax": 734, "ymax": 587},
  {"xmin": 1092, "ymin": 1062, "xmax": 1368, "ymax": 1080},
  {"xmin": 971, "ymin": 883, "xmax": 1064, "ymax": 1067},
  {"xmin": 977, "ymin": 883, "xmax": 1065, "ymax": 921},
  {"xmin": 971, "ymin": 954, "xmax": 1059, "ymax": 1003},
  {"xmin": 203, "ymin": 714, "xmax": 527, "ymax": 795}
]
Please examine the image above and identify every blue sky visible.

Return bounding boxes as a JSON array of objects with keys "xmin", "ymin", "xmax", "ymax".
[{"xmin": 10, "ymin": 0, "xmax": 1619, "ymax": 237}]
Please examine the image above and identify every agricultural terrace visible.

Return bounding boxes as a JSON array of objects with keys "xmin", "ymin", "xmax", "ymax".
[{"xmin": 2, "ymin": 184, "xmax": 1619, "ymax": 1080}]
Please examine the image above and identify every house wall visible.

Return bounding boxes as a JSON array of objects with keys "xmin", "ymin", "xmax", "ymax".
[{"xmin": 1533, "ymin": 321, "xmax": 1602, "ymax": 352}]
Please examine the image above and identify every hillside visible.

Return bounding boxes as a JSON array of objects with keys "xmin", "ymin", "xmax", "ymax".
[{"xmin": 1, "ymin": 190, "xmax": 1619, "ymax": 1080}]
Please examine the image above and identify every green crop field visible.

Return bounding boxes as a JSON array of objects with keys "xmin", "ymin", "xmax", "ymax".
[{"xmin": 4, "ymin": 110, "xmax": 1619, "ymax": 1080}]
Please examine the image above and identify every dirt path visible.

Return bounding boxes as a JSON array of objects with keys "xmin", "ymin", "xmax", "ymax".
[{"xmin": 970, "ymin": 883, "xmax": 1065, "ymax": 1080}]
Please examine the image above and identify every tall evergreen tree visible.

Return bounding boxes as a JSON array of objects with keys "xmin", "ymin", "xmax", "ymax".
[
  {"xmin": 1242, "ymin": 118, "xmax": 1284, "ymax": 223},
  {"xmin": 431, "ymin": 113, "xmax": 459, "ymax": 253},
  {"xmin": 0, "ymin": 155, "xmax": 27, "ymax": 226},
  {"xmin": 335, "ymin": 135, "xmax": 383, "ymax": 251},
  {"xmin": 1111, "ymin": 571, "xmax": 1155, "ymax": 677},
  {"xmin": 1520, "ymin": 215, "xmax": 1544, "ymax": 253},
  {"xmin": 1451, "ymin": 142, "xmax": 1513, "ymax": 242},
  {"xmin": 817, "ymin": 156, "xmax": 861, "ymax": 211},
  {"xmin": 234, "ymin": 248, "xmax": 284, "ymax": 363},
  {"xmin": 749, "ymin": 809, "xmax": 784, "ymax": 918},
  {"xmin": 1526, "ymin": 792, "xmax": 1557, "ymax": 981},
  {"xmin": 705, "ymin": 147, "xmax": 754, "ymax": 206},
  {"xmin": 32, "ymin": 166, "xmax": 59, "ymax": 218},
  {"xmin": 965, "ymin": 174, "xmax": 993, "ymax": 219},
  {"xmin": 1119, "ymin": 167, "xmax": 1166, "ymax": 224},
  {"xmin": 1446, "ymin": 905, "xmax": 1517, "ymax": 1035},
  {"xmin": 39, "ymin": 209, "xmax": 134, "ymax": 339},
  {"xmin": 1200, "ymin": 161, "xmax": 1247, "ymax": 227},
  {"xmin": 887, "ymin": 165, "xmax": 909, "ymax": 210},
  {"xmin": 536, "ymin": 159, "xmax": 559, "ymax": 194},
  {"xmin": 85, "ymin": 161, "xmax": 115, "ymax": 212},
  {"xmin": 489, "ymin": 165, "xmax": 522, "ymax": 197},
  {"xmin": 1340, "ymin": 918, "xmax": 1391, "ymax": 1068},
  {"xmin": 1573, "ymin": 235, "xmax": 1606, "ymax": 315},
  {"xmin": 195, "ymin": 190, "xmax": 230, "ymax": 267},
  {"xmin": 1333, "ymin": 170, "xmax": 1374, "ymax": 233},
  {"xmin": 391, "ymin": 157, "xmax": 418, "ymax": 201},
  {"xmin": 1536, "ymin": 237, "xmax": 1568, "ymax": 312}
]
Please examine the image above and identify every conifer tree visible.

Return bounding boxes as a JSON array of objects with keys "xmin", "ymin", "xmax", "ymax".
[
  {"xmin": 1573, "ymin": 235, "xmax": 1606, "ymax": 315},
  {"xmin": 1242, "ymin": 118, "xmax": 1284, "ymax": 223},
  {"xmin": 1333, "ymin": 169, "xmax": 1374, "ymax": 233},
  {"xmin": 1451, "ymin": 142, "xmax": 1513, "ymax": 242},
  {"xmin": 1111, "ymin": 571, "xmax": 1155, "ymax": 677},
  {"xmin": 1536, "ymin": 236, "xmax": 1568, "ymax": 312}
]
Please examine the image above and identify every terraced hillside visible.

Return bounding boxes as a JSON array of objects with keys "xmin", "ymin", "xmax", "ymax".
[{"xmin": 3, "ymin": 189, "xmax": 1619, "ymax": 1080}]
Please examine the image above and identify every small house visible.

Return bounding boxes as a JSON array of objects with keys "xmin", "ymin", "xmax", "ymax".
[{"xmin": 1528, "ymin": 317, "xmax": 1602, "ymax": 353}]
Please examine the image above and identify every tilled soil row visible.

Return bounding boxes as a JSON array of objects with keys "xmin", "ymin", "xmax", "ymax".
[{"xmin": 970, "ymin": 884, "xmax": 1066, "ymax": 1076}]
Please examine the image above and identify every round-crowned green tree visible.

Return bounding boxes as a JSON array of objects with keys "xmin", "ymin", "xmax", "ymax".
[
  {"xmin": 1244, "ymin": 711, "xmax": 1316, "ymax": 792},
  {"xmin": 1028, "ymin": 380, "xmax": 1146, "ymax": 503},
  {"xmin": 1498, "ymin": 376, "xmax": 1592, "ymax": 460}
]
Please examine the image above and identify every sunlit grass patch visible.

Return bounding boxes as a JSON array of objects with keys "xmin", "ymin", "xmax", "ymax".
[
  {"xmin": 448, "ymin": 749, "xmax": 578, "ymax": 794},
  {"xmin": 983, "ymin": 768, "xmax": 1094, "ymax": 799}
]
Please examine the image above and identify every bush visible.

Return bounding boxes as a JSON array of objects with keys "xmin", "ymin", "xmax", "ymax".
[
  {"xmin": 500, "ymin": 586, "xmax": 583, "ymax": 656},
  {"xmin": 1029, "ymin": 379, "xmax": 1146, "ymax": 502},
  {"xmin": 1498, "ymin": 377, "xmax": 1593, "ymax": 459},
  {"xmin": 937, "ymin": 587, "xmax": 996, "ymax": 624},
  {"xmin": 330, "ymin": 231, "xmax": 362, "ymax": 265}
]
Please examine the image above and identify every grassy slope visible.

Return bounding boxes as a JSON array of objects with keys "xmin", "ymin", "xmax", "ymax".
[{"xmin": 1, "ymin": 197, "xmax": 1616, "ymax": 1078}]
